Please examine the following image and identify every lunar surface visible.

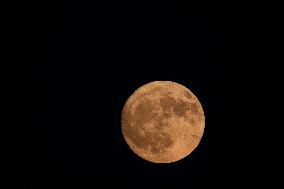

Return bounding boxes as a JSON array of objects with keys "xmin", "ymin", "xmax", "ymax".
[{"xmin": 121, "ymin": 81, "xmax": 205, "ymax": 163}]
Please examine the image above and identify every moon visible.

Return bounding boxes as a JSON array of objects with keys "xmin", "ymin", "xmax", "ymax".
[{"xmin": 121, "ymin": 81, "xmax": 205, "ymax": 163}]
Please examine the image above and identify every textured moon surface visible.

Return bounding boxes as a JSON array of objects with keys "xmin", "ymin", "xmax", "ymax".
[{"xmin": 121, "ymin": 81, "xmax": 205, "ymax": 163}]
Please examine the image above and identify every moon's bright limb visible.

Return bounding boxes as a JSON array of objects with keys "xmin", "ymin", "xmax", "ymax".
[{"xmin": 121, "ymin": 81, "xmax": 205, "ymax": 163}]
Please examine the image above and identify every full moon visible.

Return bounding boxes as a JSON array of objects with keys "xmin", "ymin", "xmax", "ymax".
[{"xmin": 121, "ymin": 81, "xmax": 205, "ymax": 163}]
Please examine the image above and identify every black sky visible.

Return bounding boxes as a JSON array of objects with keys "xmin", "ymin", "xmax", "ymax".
[{"xmin": 30, "ymin": 1, "xmax": 247, "ymax": 188}]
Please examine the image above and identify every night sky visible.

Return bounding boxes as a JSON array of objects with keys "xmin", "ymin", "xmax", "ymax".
[{"xmin": 30, "ymin": 1, "xmax": 248, "ymax": 188}]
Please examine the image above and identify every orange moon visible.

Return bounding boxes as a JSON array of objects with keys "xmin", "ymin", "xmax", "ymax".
[{"xmin": 121, "ymin": 81, "xmax": 205, "ymax": 163}]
